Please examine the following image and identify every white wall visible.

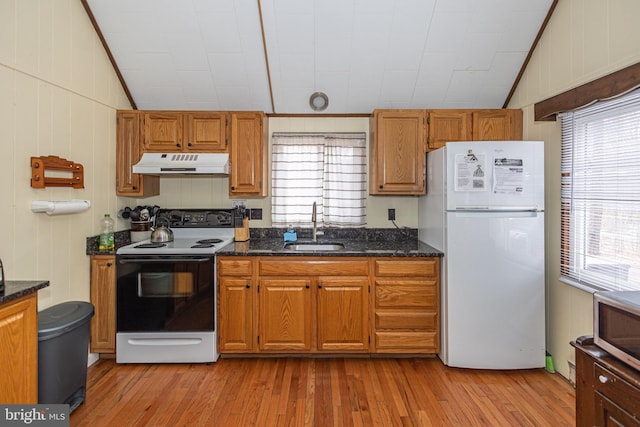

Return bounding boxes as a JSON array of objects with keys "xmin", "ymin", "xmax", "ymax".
[
  {"xmin": 134, "ymin": 116, "xmax": 419, "ymax": 229},
  {"xmin": 0, "ymin": 0, "xmax": 131, "ymax": 309},
  {"xmin": 508, "ymin": 0, "xmax": 640, "ymax": 379}
]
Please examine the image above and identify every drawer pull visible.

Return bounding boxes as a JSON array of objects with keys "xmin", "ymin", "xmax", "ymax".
[{"xmin": 598, "ymin": 374, "xmax": 611, "ymax": 384}]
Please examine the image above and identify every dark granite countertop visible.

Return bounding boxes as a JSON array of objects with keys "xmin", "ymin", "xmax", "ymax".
[
  {"xmin": 217, "ymin": 238, "xmax": 443, "ymax": 257},
  {"xmin": 85, "ymin": 227, "xmax": 444, "ymax": 258},
  {"xmin": 86, "ymin": 230, "xmax": 131, "ymax": 255},
  {"xmin": 1, "ymin": 281, "xmax": 50, "ymax": 305}
]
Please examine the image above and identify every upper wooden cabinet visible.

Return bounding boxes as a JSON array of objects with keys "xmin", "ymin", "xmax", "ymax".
[
  {"xmin": 370, "ymin": 108, "xmax": 523, "ymax": 195},
  {"xmin": 143, "ymin": 111, "xmax": 228, "ymax": 152},
  {"xmin": 370, "ymin": 110, "xmax": 427, "ymax": 195},
  {"xmin": 116, "ymin": 111, "xmax": 160, "ymax": 197},
  {"xmin": 229, "ymin": 112, "xmax": 268, "ymax": 197},
  {"xmin": 427, "ymin": 110, "xmax": 472, "ymax": 150},
  {"xmin": 472, "ymin": 109, "xmax": 523, "ymax": 141}
]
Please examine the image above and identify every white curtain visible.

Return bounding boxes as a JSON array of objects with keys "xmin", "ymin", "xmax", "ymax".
[{"xmin": 271, "ymin": 133, "xmax": 366, "ymax": 228}]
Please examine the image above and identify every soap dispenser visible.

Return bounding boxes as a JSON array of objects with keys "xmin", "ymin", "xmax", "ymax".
[{"xmin": 284, "ymin": 225, "xmax": 297, "ymax": 242}]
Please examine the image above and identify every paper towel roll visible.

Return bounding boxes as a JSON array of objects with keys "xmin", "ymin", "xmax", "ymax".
[{"xmin": 31, "ymin": 199, "xmax": 91, "ymax": 215}]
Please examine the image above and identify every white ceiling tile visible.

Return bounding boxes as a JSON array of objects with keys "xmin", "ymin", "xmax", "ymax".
[
  {"xmin": 199, "ymin": 13, "xmax": 243, "ymax": 53},
  {"xmin": 455, "ymin": 32, "xmax": 502, "ymax": 71},
  {"xmin": 424, "ymin": 12, "xmax": 470, "ymax": 53},
  {"xmin": 87, "ymin": 0, "xmax": 553, "ymax": 113},
  {"xmin": 380, "ymin": 70, "xmax": 418, "ymax": 103}
]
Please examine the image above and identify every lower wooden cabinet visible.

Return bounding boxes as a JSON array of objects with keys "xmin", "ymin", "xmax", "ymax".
[
  {"xmin": 218, "ymin": 256, "xmax": 440, "ymax": 355},
  {"xmin": 0, "ymin": 293, "xmax": 38, "ymax": 404},
  {"xmin": 219, "ymin": 278, "xmax": 254, "ymax": 351},
  {"xmin": 89, "ymin": 255, "xmax": 116, "ymax": 353},
  {"xmin": 372, "ymin": 258, "xmax": 440, "ymax": 353},
  {"xmin": 259, "ymin": 278, "xmax": 312, "ymax": 351},
  {"xmin": 573, "ymin": 337, "xmax": 640, "ymax": 426}
]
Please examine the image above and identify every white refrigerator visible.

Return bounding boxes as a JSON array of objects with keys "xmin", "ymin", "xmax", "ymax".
[{"xmin": 418, "ymin": 141, "xmax": 545, "ymax": 369}]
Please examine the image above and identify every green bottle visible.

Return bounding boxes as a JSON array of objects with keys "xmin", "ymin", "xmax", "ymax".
[{"xmin": 99, "ymin": 214, "xmax": 115, "ymax": 251}]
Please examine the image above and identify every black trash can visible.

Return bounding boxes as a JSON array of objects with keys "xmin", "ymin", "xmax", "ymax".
[{"xmin": 38, "ymin": 301, "xmax": 94, "ymax": 412}]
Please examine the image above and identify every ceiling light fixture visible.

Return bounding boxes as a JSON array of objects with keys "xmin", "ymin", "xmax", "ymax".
[{"xmin": 309, "ymin": 92, "xmax": 329, "ymax": 111}]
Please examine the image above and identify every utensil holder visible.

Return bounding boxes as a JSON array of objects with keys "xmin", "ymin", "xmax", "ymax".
[{"xmin": 234, "ymin": 217, "xmax": 249, "ymax": 242}]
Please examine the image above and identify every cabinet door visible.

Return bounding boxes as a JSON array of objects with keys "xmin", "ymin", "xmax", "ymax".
[
  {"xmin": 116, "ymin": 111, "xmax": 159, "ymax": 197},
  {"xmin": 370, "ymin": 110, "xmax": 426, "ymax": 195},
  {"xmin": 185, "ymin": 112, "xmax": 228, "ymax": 152},
  {"xmin": 0, "ymin": 293, "xmax": 37, "ymax": 404},
  {"xmin": 219, "ymin": 278, "xmax": 254, "ymax": 352},
  {"xmin": 259, "ymin": 279, "xmax": 311, "ymax": 351},
  {"xmin": 317, "ymin": 277, "xmax": 369, "ymax": 351},
  {"xmin": 143, "ymin": 112, "xmax": 184, "ymax": 151},
  {"xmin": 472, "ymin": 109, "xmax": 523, "ymax": 141},
  {"xmin": 230, "ymin": 112, "xmax": 266, "ymax": 196},
  {"xmin": 90, "ymin": 255, "xmax": 116, "ymax": 353},
  {"xmin": 595, "ymin": 393, "xmax": 640, "ymax": 426},
  {"xmin": 427, "ymin": 110, "xmax": 472, "ymax": 150}
]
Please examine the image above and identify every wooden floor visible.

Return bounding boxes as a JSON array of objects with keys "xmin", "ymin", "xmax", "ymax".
[{"xmin": 71, "ymin": 356, "xmax": 575, "ymax": 427}]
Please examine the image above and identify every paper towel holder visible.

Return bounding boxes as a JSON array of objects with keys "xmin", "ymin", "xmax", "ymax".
[
  {"xmin": 31, "ymin": 155, "xmax": 84, "ymax": 189},
  {"xmin": 31, "ymin": 200, "xmax": 91, "ymax": 215}
]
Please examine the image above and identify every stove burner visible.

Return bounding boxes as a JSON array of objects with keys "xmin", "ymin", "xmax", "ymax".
[
  {"xmin": 191, "ymin": 243, "xmax": 215, "ymax": 248},
  {"xmin": 134, "ymin": 243, "xmax": 166, "ymax": 249},
  {"xmin": 197, "ymin": 238, "xmax": 223, "ymax": 244}
]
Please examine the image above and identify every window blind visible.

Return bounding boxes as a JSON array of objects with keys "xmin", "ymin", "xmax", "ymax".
[
  {"xmin": 271, "ymin": 133, "xmax": 367, "ymax": 228},
  {"xmin": 560, "ymin": 89, "xmax": 640, "ymax": 291}
]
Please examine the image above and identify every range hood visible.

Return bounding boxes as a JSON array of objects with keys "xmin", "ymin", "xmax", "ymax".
[{"xmin": 132, "ymin": 153, "xmax": 229, "ymax": 175}]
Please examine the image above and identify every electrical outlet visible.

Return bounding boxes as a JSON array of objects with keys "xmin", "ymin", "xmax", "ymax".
[
  {"xmin": 249, "ymin": 208, "xmax": 262, "ymax": 220},
  {"xmin": 388, "ymin": 208, "xmax": 396, "ymax": 221}
]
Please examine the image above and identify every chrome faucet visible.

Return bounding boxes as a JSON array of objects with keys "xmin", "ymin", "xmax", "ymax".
[{"xmin": 312, "ymin": 201, "xmax": 322, "ymax": 242}]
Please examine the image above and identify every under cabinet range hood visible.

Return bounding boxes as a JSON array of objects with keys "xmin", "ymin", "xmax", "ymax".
[{"xmin": 132, "ymin": 153, "xmax": 230, "ymax": 175}]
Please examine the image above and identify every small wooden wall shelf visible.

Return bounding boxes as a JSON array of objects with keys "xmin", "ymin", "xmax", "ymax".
[{"xmin": 31, "ymin": 156, "xmax": 84, "ymax": 189}]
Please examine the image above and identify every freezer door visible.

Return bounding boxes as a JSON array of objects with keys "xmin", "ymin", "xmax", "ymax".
[
  {"xmin": 443, "ymin": 210, "xmax": 545, "ymax": 369},
  {"xmin": 444, "ymin": 141, "xmax": 544, "ymax": 211}
]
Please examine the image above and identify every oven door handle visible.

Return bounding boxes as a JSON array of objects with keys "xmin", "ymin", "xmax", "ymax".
[{"xmin": 118, "ymin": 257, "xmax": 212, "ymax": 263}]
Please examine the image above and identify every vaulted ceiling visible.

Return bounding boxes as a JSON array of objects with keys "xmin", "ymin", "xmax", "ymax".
[{"xmin": 85, "ymin": 0, "xmax": 554, "ymax": 114}]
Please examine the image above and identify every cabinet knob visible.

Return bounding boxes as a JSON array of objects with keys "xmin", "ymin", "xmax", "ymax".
[
  {"xmin": 176, "ymin": 143, "xmax": 181, "ymax": 148},
  {"xmin": 246, "ymin": 283, "xmax": 250, "ymax": 288},
  {"xmin": 318, "ymin": 284, "xmax": 322, "ymax": 289},
  {"xmin": 598, "ymin": 374, "xmax": 611, "ymax": 384},
  {"xmin": 379, "ymin": 185, "xmax": 383, "ymax": 189},
  {"xmin": 231, "ymin": 186, "xmax": 235, "ymax": 190},
  {"xmin": 188, "ymin": 142, "xmax": 193, "ymax": 147},
  {"xmin": 306, "ymin": 284, "xmax": 310, "ymax": 289},
  {"xmin": 106, "ymin": 263, "xmax": 113, "ymax": 267},
  {"xmin": 132, "ymin": 186, "xmax": 137, "ymax": 190}
]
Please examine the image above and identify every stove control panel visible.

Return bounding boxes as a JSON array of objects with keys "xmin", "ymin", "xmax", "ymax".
[{"xmin": 155, "ymin": 209, "xmax": 234, "ymax": 228}]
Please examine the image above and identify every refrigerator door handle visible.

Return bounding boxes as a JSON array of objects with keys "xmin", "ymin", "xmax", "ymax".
[{"xmin": 454, "ymin": 206, "xmax": 542, "ymax": 212}]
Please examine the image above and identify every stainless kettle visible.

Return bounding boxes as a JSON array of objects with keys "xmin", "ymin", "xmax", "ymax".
[{"xmin": 150, "ymin": 225, "xmax": 174, "ymax": 243}]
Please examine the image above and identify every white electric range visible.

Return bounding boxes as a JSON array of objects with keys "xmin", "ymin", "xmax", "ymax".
[{"xmin": 115, "ymin": 208, "xmax": 235, "ymax": 364}]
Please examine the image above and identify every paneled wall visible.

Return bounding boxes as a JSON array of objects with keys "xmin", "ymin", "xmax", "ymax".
[
  {"xmin": 508, "ymin": 0, "xmax": 640, "ymax": 379},
  {"xmin": 0, "ymin": 0, "xmax": 131, "ymax": 309}
]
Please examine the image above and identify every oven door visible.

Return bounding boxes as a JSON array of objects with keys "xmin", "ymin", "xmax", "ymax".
[{"xmin": 116, "ymin": 255, "xmax": 215, "ymax": 333}]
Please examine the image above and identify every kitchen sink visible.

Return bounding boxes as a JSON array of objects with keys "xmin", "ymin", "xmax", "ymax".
[{"xmin": 283, "ymin": 242, "xmax": 345, "ymax": 251}]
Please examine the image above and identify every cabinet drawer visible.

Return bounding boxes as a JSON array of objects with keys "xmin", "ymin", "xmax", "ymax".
[
  {"xmin": 259, "ymin": 259, "xmax": 369, "ymax": 276},
  {"xmin": 375, "ymin": 331, "xmax": 437, "ymax": 350},
  {"xmin": 218, "ymin": 258, "xmax": 252, "ymax": 276},
  {"xmin": 376, "ymin": 311, "xmax": 437, "ymax": 329},
  {"xmin": 374, "ymin": 259, "xmax": 438, "ymax": 277},
  {"xmin": 375, "ymin": 281, "xmax": 437, "ymax": 308},
  {"xmin": 595, "ymin": 363, "xmax": 640, "ymax": 417}
]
